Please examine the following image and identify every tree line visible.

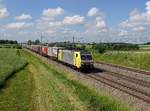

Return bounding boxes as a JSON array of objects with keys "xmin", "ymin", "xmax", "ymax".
[
  {"xmin": 92, "ymin": 43, "xmax": 139, "ymax": 53},
  {"xmin": 0, "ymin": 40, "xmax": 18, "ymax": 44}
]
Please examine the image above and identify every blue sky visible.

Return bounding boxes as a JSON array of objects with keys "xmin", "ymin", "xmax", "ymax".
[
  {"xmin": 5, "ymin": 0, "xmax": 148, "ymax": 26},
  {"xmin": 0, "ymin": 0, "xmax": 150, "ymax": 43}
]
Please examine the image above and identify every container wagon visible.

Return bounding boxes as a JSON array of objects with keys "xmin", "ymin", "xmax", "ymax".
[{"xmin": 42, "ymin": 46, "xmax": 48, "ymax": 56}]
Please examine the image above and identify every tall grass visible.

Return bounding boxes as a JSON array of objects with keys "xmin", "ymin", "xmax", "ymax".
[
  {"xmin": 93, "ymin": 51, "xmax": 150, "ymax": 71},
  {"xmin": 47, "ymin": 67, "xmax": 131, "ymax": 111},
  {"xmin": 0, "ymin": 65, "xmax": 33, "ymax": 111},
  {"xmin": 0, "ymin": 48, "xmax": 27, "ymax": 86}
]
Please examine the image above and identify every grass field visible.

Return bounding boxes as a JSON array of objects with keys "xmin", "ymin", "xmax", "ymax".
[
  {"xmin": 0, "ymin": 48, "xmax": 27, "ymax": 86},
  {"xmin": 139, "ymin": 45, "xmax": 150, "ymax": 51},
  {"xmin": 0, "ymin": 49, "xmax": 132, "ymax": 111},
  {"xmin": 93, "ymin": 51, "xmax": 150, "ymax": 71},
  {"xmin": 0, "ymin": 65, "xmax": 33, "ymax": 111},
  {"xmin": 0, "ymin": 44, "xmax": 21, "ymax": 49}
]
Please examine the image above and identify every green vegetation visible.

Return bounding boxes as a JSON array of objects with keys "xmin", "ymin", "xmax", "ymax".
[
  {"xmin": 0, "ymin": 66, "xmax": 33, "ymax": 111},
  {"xmin": 47, "ymin": 67, "xmax": 131, "ymax": 111},
  {"xmin": 0, "ymin": 40, "xmax": 18, "ymax": 44},
  {"xmin": 27, "ymin": 39, "xmax": 40, "ymax": 45},
  {"xmin": 0, "ymin": 40, "xmax": 22, "ymax": 49},
  {"xmin": 92, "ymin": 43, "xmax": 139, "ymax": 53},
  {"xmin": 0, "ymin": 48, "xmax": 27, "ymax": 86},
  {"xmin": 0, "ymin": 44, "xmax": 22, "ymax": 49},
  {"xmin": 145, "ymin": 42, "xmax": 150, "ymax": 45},
  {"xmin": 21, "ymin": 50, "xmax": 131, "ymax": 111},
  {"xmin": 93, "ymin": 51, "xmax": 150, "ymax": 71},
  {"xmin": 139, "ymin": 45, "xmax": 150, "ymax": 51},
  {"xmin": 50, "ymin": 42, "xmax": 139, "ymax": 53}
]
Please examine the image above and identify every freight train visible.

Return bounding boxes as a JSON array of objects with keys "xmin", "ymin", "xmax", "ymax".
[{"xmin": 26, "ymin": 45, "xmax": 94, "ymax": 70}]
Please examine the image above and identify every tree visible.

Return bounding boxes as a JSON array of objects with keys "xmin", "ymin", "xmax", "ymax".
[
  {"xmin": 27, "ymin": 40, "xmax": 32, "ymax": 45},
  {"xmin": 35, "ymin": 39, "xmax": 40, "ymax": 45}
]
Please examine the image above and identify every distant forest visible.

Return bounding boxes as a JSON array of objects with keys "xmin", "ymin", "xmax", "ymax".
[
  {"xmin": 0, "ymin": 40, "xmax": 18, "ymax": 44},
  {"xmin": 145, "ymin": 42, "xmax": 150, "ymax": 45}
]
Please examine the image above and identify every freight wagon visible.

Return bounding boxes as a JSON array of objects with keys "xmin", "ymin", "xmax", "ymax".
[
  {"xmin": 42, "ymin": 46, "xmax": 48, "ymax": 56},
  {"xmin": 32, "ymin": 45, "xmax": 41, "ymax": 53},
  {"xmin": 49, "ymin": 47, "xmax": 63, "ymax": 60},
  {"xmin": 26, "ymin": 45, "xmax": 94, "ymax": 70}
]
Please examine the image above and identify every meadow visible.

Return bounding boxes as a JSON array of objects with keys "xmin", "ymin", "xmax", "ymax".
[
  {"xmin": 93, "ymin": 51, "xmax": 150, "ymax": 71},
  {"xmin": 139, "ymin": 45, "xmax": 150, "ymax": 51},
  {"xmin": 0, "ymin": 65, "xmax": 33, "ymax": 111},
  {"xmin": 0, "ymin": 48, "xmax": 27, "ymax": 86}
]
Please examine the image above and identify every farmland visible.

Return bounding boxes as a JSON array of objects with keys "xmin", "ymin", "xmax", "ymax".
[
  {"xmin": 0, "ymin": 48, "xmax": 27, "ymax": 86},
  {"xmin": 0, "ymin": 49, "xmax": 131, "ymax": 111},
  {"xmin": 93, "ymin": 51, "xmax": 150, "ymax": 71}
]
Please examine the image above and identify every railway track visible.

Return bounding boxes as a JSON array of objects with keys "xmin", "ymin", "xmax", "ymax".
[
  {"xmin": 93, "ymin": 61, "xmax": 150, "ymax": 103},
  {"xmin": 105, "ymin": 72, "xmax": 150, "ymax": 88},
  {"xmin": 86, "ymin": 73, "xmax": 150, "ymax": 103},
  {"xmin": 95, "ymin": 61, "xmax": 150, "ymax": 76}
]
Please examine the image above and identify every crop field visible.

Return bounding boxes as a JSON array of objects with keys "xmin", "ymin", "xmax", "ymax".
[
  {"xmin": 93, "ymin": 51, "xmax": 150, "ymax": 71},
  {"xmin": 0, "ymin": 48, "xmax": 27, "ymax": 86}
]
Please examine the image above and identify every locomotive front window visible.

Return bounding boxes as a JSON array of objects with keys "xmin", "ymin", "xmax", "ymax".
[
  {"xmin": 76, "ymin": 54, "xmax": 78, "ymax": 57},
  {"xmin": 81, "ymin": 55, "xmax": 92, "ymax": 60}
]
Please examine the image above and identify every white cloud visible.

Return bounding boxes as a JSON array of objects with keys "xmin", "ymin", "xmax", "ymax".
[
  {"xmin": 15, "ymin": 13, "xmax": 32, "ymax": 20},
  {"xmin": 63, "ymin": 15, "xmax": 85, "ymax": 25},
  {"xmin": 48, "ymin": 21, "xmax": 62, "ymax": 27},
  {"xmin": 87, "ymin": 8, "xmax": 99, "ymax": 17},
  {"xmin": 119, "ymin": 7, "xmax": 150, "ymax": 32},
  {"xmin": 132, "ymin": 26, "xmax": 145, "ymax": 32},
  {"xmin": 0, "ymin": 8, "xmax": 9, "ymax": 19},
  {"xmin": 42, "ymin": 7, "xmax": 64, "ymax": 17},
  {"xmin": 5, "ymin": 22, "xmax": 33, "ymax": 29},
  {"xmin": 84, "ymin": 17, "xmax": 108, "ymax": 38},
  {"xmin": 146, "ymin": 1, "xmax": 150, "ymax": 14},
  {"xmin": 118, "ymin": 30, "xmax": 128, "ymax": 36},
  {"xmin": 96, "ymin": 17, "xmax": 106, "ymax": 28},
  {"xmin": 96, "ymin": 21, "xmax": 106, "ymax": 28},
  {"xmin": 117, "ymin": 1, "xmax": 150, "ymax": 43}
]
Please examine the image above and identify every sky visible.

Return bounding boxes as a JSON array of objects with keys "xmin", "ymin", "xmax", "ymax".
[{"xmin": 0, "ymin": 0, "xmax": 150, "ymax": 43}]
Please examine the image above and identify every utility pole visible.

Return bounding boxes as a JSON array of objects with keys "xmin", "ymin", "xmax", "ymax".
[
  {"xmin": 40, "ymin": 33, "xmax": 43, "ymax": 55},
  {"xmin": 73, "ymin": 36, "xmax": 75, "ymax": 50}
]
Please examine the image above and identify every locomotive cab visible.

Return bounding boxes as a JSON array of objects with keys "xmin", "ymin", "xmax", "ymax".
[
  {"xmin": 74, "ymin": 51, "xmax": 94, "ymax": 69},
  {"xmin": 80, "ymin": 52, "xmax": 94, "ymax": 69}
]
